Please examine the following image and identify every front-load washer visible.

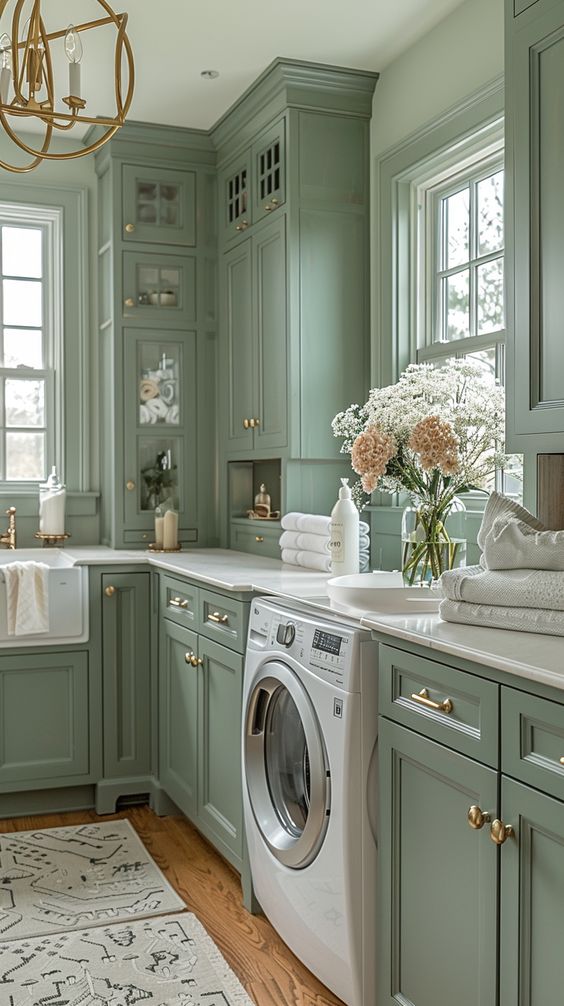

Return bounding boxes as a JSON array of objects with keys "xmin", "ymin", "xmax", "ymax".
[{"xmin": 242, "ymin": 597, "xmax": 378, "ymax": 1006}]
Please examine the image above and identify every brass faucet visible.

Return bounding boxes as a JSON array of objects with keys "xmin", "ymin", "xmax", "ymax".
[{"xmin": 0, "ymin": 507, "xmax": 17, "ymax": 549}]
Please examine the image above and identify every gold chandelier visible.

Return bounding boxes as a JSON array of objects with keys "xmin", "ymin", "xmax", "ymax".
[{"xmin": 0, "ymin": 0, "xmax": 134, "ymax": 172}]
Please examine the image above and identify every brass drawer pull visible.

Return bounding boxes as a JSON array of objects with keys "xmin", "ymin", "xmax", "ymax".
[
  {"xmin": 105, "ymin": 585, "xmax": 116, "ymax": 598},
  {"xmin": 208, "ymin": 611, "xmax": 229, "ymax": 625},
  {"xmin": 560, "ymin": 757, "xmax": 564, "ymax": 766},
  {"xmin": 490, "ymin": 819, "xmax": 515, "ymax": 846},
  {"xmin": 236, "ymin": 219, "xmax": 249, "ymax": 232},
  {"xmin": 468, "ymin": 805, "xmax": 490, "ymax": 830},
  {"xmin": 255, "ymin": 536, "xmax": 264, "ymax": 543},
  {"xmin": 169, "ymin": 596, "xmax": 189, "ymax": 609},
  {"xmin": 185, "ymin": 652, "xmax": 203, "ymax": 667},
  {"xmin": 411, "ymin": 687, "xmax": 453, "ymax": 714},
  {"xmin": 243, "ymin": 418, "xmax": 250, "ymax": 429}
]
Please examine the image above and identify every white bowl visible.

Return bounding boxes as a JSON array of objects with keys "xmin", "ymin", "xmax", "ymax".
[{"xmin": 327, "ymin": 571, "xmax": 441, "ymax": 613}]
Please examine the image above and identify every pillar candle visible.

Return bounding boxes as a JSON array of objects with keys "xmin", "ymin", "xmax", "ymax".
[
  {"xmin": 154, "ymin": 513, "xmax": 164, "ymax": 547},
  {"xmin": 163, "ymin": 509, "xmax": 179, "ymax": 550}
]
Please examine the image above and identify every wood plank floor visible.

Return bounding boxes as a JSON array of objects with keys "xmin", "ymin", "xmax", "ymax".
[{"xmin": 0, "ymin": 804, "xmax": 344, "ymax": 1006}]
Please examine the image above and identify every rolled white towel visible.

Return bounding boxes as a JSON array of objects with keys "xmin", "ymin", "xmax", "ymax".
[
  {"xmin": 281, "ymin": 548, "xmax": 331, "ymax": 573},
  {"xmin": 279, "ymin": 530, "xmax": 330, "ymax": 555},
  {"xmin": 281, "ymin": 512, "xmax": 332, "ymax": 536},
  {"xmin": 440, "ymin": 597, "xmax": 564, "ymax": 637}
]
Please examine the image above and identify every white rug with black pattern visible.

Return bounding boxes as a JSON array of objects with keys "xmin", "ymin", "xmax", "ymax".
[{"xmin": 0, "ymin": 820, "xmax": 185, "ymax": 941}]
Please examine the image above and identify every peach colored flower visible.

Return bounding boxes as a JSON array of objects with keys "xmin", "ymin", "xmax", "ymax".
[
  {"xmin": 361, "ymin": 471, "xmax": 378, "ymax": 493},
  {"xmin": 408, "ymin": 415, "xmax": 461, "ymax": 475},
  {"xmin": 351, "ymin": 424, "xmax": 396, "ymax": 482}
]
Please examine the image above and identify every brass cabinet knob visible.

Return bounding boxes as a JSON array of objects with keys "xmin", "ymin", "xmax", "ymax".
[
  {"xmin": 560, "ymin": 757, "xmax": 564, "ymax": 766},
  {"xmin": 249, "ymin": 418, "xmax": 256, "ymax": 429},
  {"xmin": 271, "ymin": 197, "xmax": 279, "ymax": 206},
  {"xmin": 105, "ymin": 585, "xmax": 116, "ymax": 598},
  {"xmin": 124, "ymin": 297, "xmax": 135, "ymax": 308},
  {"xmin": 235, "ymin": 219, "xmax": 249, "ymax": 232},
  {"xmin": 125, "ymin": 222, "xmax": 135, "ymax": 233},
  {"xmin": 255, "ymin": 536, "xmax": 264, "ymax": 543},
  {"xmin": 254, "ymin": 417, "xmax": 260, "ymax": 426},
  {"xmin": 410, "ymin": 687, "xmax": 453, "ymax": 715},
  {"xmin": 243, "ymin": 418, "xmax": 250, "ymax": 429},
  {"xmin": 185, "ymin": 653, "xmax": 203, "ymax": 667},
  {"xmin": 126, "ymin": 480, "xmax": 136, "ymax": 491},
  {"xmin": 490, "ymin": 819, "xmax": 515, "ymax": 846},
  {"xmin": 265, "ymin": 203, "xmax": 272, "ymax": 212},
  {"xmin": 468, "ymin": 805, "xmax": 490, "ymax": 830}
]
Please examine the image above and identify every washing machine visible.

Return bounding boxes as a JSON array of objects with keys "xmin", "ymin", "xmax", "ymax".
[{"xmin": 242, "ymin": 596, "xmax": 378, "ymax": 1006}]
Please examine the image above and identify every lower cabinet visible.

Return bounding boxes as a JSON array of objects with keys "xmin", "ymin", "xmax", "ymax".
[
  {"xmin": 379, "ymin": 717, "xmax": 498, "ymax": 1006},
  {"xmin": 159, "ymin": 617, "xmax": 244, "ymax": 868},
  {"xmin": 0, "ymin": 651, "xmax": 93, "ymax": 789}
]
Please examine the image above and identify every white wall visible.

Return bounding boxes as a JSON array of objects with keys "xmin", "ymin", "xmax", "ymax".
[{"xmin": 371, "ymin": 0, "xmax": 504, "ymax": 158}]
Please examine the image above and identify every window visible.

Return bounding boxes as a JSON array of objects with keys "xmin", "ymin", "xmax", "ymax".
[{"xmin": 0, "ymin": 204, "xmax": 62, "ymax": 486}]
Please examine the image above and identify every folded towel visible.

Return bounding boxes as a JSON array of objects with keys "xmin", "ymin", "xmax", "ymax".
[
  {"xmin": 4, "ymin": 561, "xmax": 49, "ymax": 636},
  {"xmin": 441, "ymin": 565, "xmax": 564, "ymax": 610},
  {"xmin": 477, "ymin": 491, "xmax": 546, "ymax": 553},
  {"xmin": 281, "ymin": 548, "xmax": 331, "ymax": 573},
  {"xmin": 279, "ymin": 530, "xmax": 331, "ymax": 555},
  {"xmin": 281, "ymin": 511, "xmax": 369, "ymax": 536},
  {"xmin": 483, "ymin": 517, "xmax": 564, "ymax": 571},
  {"xmin": 360, "ymin": 553, "xmax": 370, "ymax": 573},
  {"xmin": 440, "ymin": 597, "xmax": 564, "ymax": 637}
]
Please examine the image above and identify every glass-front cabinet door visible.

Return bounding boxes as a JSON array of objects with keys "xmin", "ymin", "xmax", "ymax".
[
  {"xmin": 219, "ymin": 151, "xmax": 252, "ymax": 244},
  {"xmin": 252, "ymin": 119, "xmax": 285, "ymax": 224},
  {"xmin": 122, "ymin": 251, "xmax": 196, "ymax": 326},
  {"xmin": 122, "ymin": 165, "xmax": 196, "ymax": 246},
  {"xmin": 123, "ymin": 328, "xmax": 197, "ymax": 539}
]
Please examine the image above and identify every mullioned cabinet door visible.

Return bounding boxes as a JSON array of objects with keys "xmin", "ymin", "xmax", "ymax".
[
  {"xmin": 122, "ymin": 164, "xmax": 196, "ymax": 246},
  {"xmin": 219, "ymin": 152, "xmax": 252, "ymax": 246},
  {"xmin": 252, "ymin": 118, "xmax": 285, "ymax": 225},
  {"xmin": 378, "ymin": 717, "xmax": 498, "ymax": 1006}
]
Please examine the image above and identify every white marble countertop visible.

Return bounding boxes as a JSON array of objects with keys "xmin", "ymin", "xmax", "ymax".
[{"xmin": 63, "ymin": 545, "xmax": 564, "ymax": 692}]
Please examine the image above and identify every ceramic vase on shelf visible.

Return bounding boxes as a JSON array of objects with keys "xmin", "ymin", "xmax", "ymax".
[{"xmin": 401, "ymin": 496, "xmax": 467, "ymax": 587}]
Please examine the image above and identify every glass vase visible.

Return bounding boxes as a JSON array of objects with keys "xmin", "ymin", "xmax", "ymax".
[{"xmin": 401, "ymin": 498, "xmax": 467, "ymax": 587}]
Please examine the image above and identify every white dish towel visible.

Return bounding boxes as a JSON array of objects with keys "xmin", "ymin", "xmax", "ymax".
[
  {"xmin": 4, "ymin": 561, "xmax": 50, "ymax": 636},
  {"xmin": 441, "ymin": 565, "xmax": 564, "ymax": 610}
]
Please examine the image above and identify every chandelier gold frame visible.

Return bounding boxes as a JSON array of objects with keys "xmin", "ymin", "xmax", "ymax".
[{"xmin": 0, "ymin": 0, "xmax": 134, "ymax": 172}]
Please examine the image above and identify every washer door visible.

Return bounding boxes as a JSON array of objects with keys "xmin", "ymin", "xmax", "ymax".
[{"xmin": 244, "ymin": 660, "xmax": 331, "ymax": 869}]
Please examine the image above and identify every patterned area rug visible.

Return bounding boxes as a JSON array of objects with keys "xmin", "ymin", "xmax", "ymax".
[
  {"xmin": 0, "ymin": 912, "xmax": 253, "ymax": 1005},
  {"xmin": 0, "ymin": 820, "xmax": 185, "ymax": 940}
]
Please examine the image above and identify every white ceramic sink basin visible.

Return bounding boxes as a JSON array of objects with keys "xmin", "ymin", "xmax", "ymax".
[
  {"xmin": 327, "ymin": 572, "xmax": 441, "ymax": 614},
  {"xmin": 0, "ymin": 549, "xmax": 88, "ymax": 646}
]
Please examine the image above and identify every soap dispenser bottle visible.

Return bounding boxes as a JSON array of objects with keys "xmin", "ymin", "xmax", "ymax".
[{"xmin": 330, "ymin": 478, "xmax": 359, "ymax": 575}]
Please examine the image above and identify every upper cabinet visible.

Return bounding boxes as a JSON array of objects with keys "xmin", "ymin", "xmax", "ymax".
[
  {"xmin": 95, "ymin": 126, "xmax": 218, "ymax": 548},
  {"xmin": 212, "ymin": 61, "xmax": 377, "ymax": 464},
  {"xmin": 506, "ymin": 0, "xmax": 564, "ymax": 450}
]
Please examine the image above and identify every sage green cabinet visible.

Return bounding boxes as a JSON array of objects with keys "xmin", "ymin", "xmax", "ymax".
[
  {"xmin": 122, "ymin": 250, "xmax": 196, "ymax": 326},
  {"xmin": 500, "ymin": 776, "xmax": 564, "ymax": 1006},
  {"xmin": 506, "ymin": 0, "xmax": 564, "ymax": 447},
  {"xmin": 102, "ymin": 572, "xmax": 152, "ymax": 780},
  {"xmin": 219, "ymin": 119, "xmax": 285, "ymax": 245},
  {"xmin": 219, "ymin": 151, "xmax": 252, "ymax": 244},
  {"xmin": 159, "ymin": 618, "xmax": 199, "ymax": 818},
  {"xmin": 379, "ymin": 716, "xmax": 498, "ymax": 1006},
  {"xmin": 122, "ymin": 164, "xmax": 197, "ymax": 246},
  {"xmin": 221, "ymin": 214, "xmax": 288, "ymax": 456},
  {"xmin": 0, "ymin": 651, "xmax": 92, "ymax": 790}
]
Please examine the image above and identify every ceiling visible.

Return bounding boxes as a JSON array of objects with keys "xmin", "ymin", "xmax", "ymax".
[{"xmin": 9, "ymin": 0, "xmax": 468, "ymax": 133}]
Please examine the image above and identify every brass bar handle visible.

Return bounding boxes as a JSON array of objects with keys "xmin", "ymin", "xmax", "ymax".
[
  {"xmin": 243, "ymin": 418, "xmax": 250, "ymax": 429},
  {"xmin": 185, "ymin": 651, "xmax": 196, "ymax": 665},
  {"xmin": 236, "ymin": 219, "xmax": 249, "ymax": 232},
  {"xmin": 105, "ymin": 585, "xmax": 116, "ymax": 598},
  {"xmin": 255, "ymin": 536, "xmax": 264, "ymax": 543},
  {"xmin": 249, "ymin": 418, "xmax": 256, "ymax": 429},
  {"xmin": 169, "ymin": 597, "xmax": 189, "ymax": 609},
  {"xmin": 208, "ymin": 611, "xmax": 229, "ymax": 625},
  {"xmin": 490, "ymin": 819, "xmax": 515, "ymax": 846},
  {"xmin": 411, "ymin": 687, "xmax": 453, "ymax": 715},
  {"xmin": 468, "ymin": 805, "xmax": 491, "ymax": 830},
  {"xmin": 190, "ymin": 655, "xmax": 204, "ymax": 667}
]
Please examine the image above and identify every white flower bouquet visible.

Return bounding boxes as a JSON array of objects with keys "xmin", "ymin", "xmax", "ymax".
[{"xmin": 332, "ymin": 360, "xmax": 509, "ymax": 582}]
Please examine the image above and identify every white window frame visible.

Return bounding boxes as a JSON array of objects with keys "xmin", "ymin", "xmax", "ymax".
[{"xmin": 0, "ymin": 202, "xmax": 63, "ymax": 489}]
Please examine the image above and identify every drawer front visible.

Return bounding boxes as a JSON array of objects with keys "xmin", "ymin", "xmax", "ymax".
[
  {"xmin": 379, "ymin": 644, "xmax": 499, "ymax": 765},
  {"xmin": 230, "ymin": 523, "xmax": 280, "ymax": 559},
  {"xmin": 502, "ymin": 687, "xmax": 564, "ymax": 800},
  {"xmin": 160, "ymin": 574, "xmax": 199, "ymax": 629},
  {"xmin": 198, "ymin": 589, "xmax": 248, "ymax": 654},
  {"xmin": 123, "ymin": 529, "xmax": 198, "ymax": 546}
]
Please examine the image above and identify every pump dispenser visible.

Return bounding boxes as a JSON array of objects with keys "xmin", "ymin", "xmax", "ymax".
[
  {"xmin": 329, "ymin": 478, "xmax": 359, "ymax": 575},
  {"xmin": 39, "ymin": 466, "xmax": 66, "ymax": 536}
]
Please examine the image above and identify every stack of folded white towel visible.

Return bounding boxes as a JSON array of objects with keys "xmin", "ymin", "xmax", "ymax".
[
  {"xmin": 440, "ymin": 491, "xmax": 564, "ymax": 636},
  {"xmin": 280, "ymin": 512, "xmax": 371, "ymax": 573}
]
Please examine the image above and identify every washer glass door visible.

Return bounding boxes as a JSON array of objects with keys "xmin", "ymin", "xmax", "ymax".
[{"xmin": 245, "ymin": 660, "xmax": 330, "ymax": 869}]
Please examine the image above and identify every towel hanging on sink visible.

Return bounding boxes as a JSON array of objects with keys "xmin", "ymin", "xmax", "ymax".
[{"xmin": 3, "ymin": 561, "xmax": 49, "ymax": 636}]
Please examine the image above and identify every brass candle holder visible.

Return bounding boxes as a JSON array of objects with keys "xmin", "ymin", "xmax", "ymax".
[
  {"xmin": 147, "ymin": 542, "xmax": 182, "ymax": 553},
  {"xmin": 34, "ymin": 531, "xmax": 71, "ymax": 548}
]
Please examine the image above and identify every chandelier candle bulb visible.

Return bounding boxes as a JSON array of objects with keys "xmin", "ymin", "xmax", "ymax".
[
  {"xmin": 0, "ymin": 34, "xmax": 11, "ymax": 104},
  {"xmin": 163, "ymin": 509, "xmax": 179, "ymax": 550},
  {"xmin": 39, "ymin": 467, "xmax": 66, "ymax": 537},
  {"xmin": 65, "ymin": 26, "xmax": 82, "ymax": 97}
]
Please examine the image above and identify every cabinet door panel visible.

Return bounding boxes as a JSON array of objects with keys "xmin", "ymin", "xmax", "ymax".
[
  {"xmin": 159, "ymin": 620, "xmax": 199, "ymax": 818},
  {"xmin": 254, "ymin": 215, "xmax": 288, "ymax": 451},
  {"xmin": 219, "ymin": 152, "xmax": 252, "ymax": 245},
  {"xmin": 500, "ymin": 776, "xmax": 564, "ymax": 1006},
  {"xmin": 122, "ymin": 165, "xmax": 196, "ymax": 246},
  {"xmin": 102, "ymin": 573, "xmax": 151, "ymax": 778},
  {"xmin": 197, "ymin": 638, "xmax": 243, "ymax": 861},
  {"xmin": 0, "ymin": 652, "xmax": 89, "ymax": 785},
  {"xmin": 510, "ymin": 7, "xmax": 564, "ymax": 440},
  {"xmin": 221, "ymin": 240, "xmax": 254, "ymax": 453},
  {"xmin": 122, "ymin": 250, "xmax": 196, "ymax": 327},
  {"xmin": 252, "ymin": 119, "xmax": 285, "ymax": 224},
  {"xmin": 379, "ymin": 718, "xmax": 498, "ymax": 1006}
]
